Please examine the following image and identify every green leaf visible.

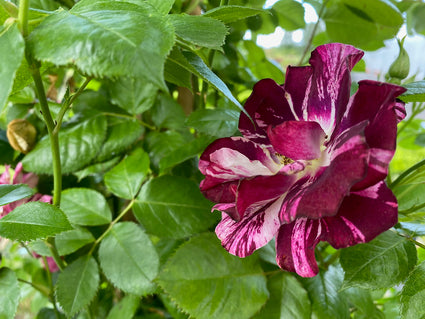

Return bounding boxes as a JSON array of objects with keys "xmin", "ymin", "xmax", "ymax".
[
  {"xmin": 204, "ymin": 5, "xmax": 263, "ymax": 23},
  {"xmin": 272, "ymin": 0, "xmax": 305, "ymax": 31},
  {"xmin": 186, "ymin": 108, "xmax": 239, "ymax": 137},
  {"xmin": 0, "ymin": 268, "xmax": 20, "ymax": 319},
  {"xmin": 106, "ymin": 294, "xmax": 140, "ymax": 319},
  {"xmin": 340, "ymin": 231, "xmax": 417, "ymax": 289},
  {"xmin": 0, "ymin": 24, "xmax": 24, "ymax": 112},
  {"xmin": 73, "ymin": 157, "xmax": 121, "ymax": 181},
  {"xmin": 400, "ymin": 81, "xmax": 425, "ymax": 102},
  {"xmin": 98, "ymin": 222, "xmax": 159, "ymax": 296},
  {"xmin": 159, "ymin": 135, "xmax": 214, "ymax": 172},
  {"xmin": 56, "ymin": 256, "xmax": 99, "ymax": 317},
  {"xmin": 343, "ymin": 287, "xmax": 383, "ymax": 318},
  {"xmin": 106, "ymin": 77, "xmax": 157, "ymax": 115},
  {"xmin": 323, "ymin": 0, "xmax": 403, "ymax": 50},
  {"xmin": 95, "ymin": 117, "xmax": 143, "ymax": 162},
  {"xmin": 253, "ymin": 273, "xmax": 311, "ymax": 319},
  {"xmin": 167, "ymin": 48, "xmax": 245, "ymax": 112},
  {"xmin": 133, "ymin": 175, "xmax": 217, "ymax": 238},
  {"xmin": 301, "ymin": 265, "xmax": 350, "ymax": 319},
  {"xmin": 145, "ymin": 130, "xmax": 187, "ymax": 168},
  {"xmin": 0, "ymin": 184, "xmax": 34, "ymax": 206},
  {"xmin": 22, "ymin": 116, "xmax": 107, "ymax": 174},
  {"xmin": 104, "ymin": 148, "xmax": 150, "ymax": 199},
  {"xmin": 0, "ymin": 202, "xmax": 72, "ymax": 241},
  {"xmin": 30, "ymin": 227, "xmax": 95, "ymax": 257},
  {"xmin": 157, "ymin": 233, "xmax": 269, "ymax": 319},
  {"xmin": 146, "ymin": 0, "xmax": 174, "ymax": 14},
  {"xmin": 28, "ymin": 0, "xmax": 174, "ymax": 90},
  {"xmin": 61, "ymin": 188, "xmax": 112, "ymax": 225},
  {"xmin": 56, "ymin": 227, "xmax": 95, "ymax": 255},
  {"xmin": 150, "ymin": 93, "xmax": 186, "ymax": 130},
  {"xmin": 170, "ymin": 14, "xmax": 227, "ymax": 50},
  {"xmin": 394, "ymin": 183, "xmax": 425, "ymax": 214},
  {"xmin": 401, "ymin": 261, "xmax": 425, "ymax": 319}
]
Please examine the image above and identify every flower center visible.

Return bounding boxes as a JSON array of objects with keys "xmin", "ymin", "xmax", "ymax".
[{"xmin": 275, "ymin": 153, "xmax": 294, "ymax": 165}]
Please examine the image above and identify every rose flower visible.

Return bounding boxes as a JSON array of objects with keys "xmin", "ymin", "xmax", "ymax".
[{"xmin": 199, "ymin": 43, "xmax": 406, "ymax": 277}]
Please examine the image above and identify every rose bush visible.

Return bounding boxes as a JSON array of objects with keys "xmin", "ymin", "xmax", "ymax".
[{"xmin": 199, "ymin": 43, "xmax": 406, "ymax": 277}]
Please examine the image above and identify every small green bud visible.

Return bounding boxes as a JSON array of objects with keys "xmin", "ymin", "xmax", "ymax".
[{"xmin": 388, "ymin": 38, "xmax": 410, "ymax": 80}]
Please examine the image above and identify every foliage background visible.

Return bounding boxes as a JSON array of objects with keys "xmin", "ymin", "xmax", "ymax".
[{"xmin": 1, "ymin": 0, "xmax": 425, "ymax": 318}]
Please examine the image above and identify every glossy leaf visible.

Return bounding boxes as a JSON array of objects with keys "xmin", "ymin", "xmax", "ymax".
[
  {"xmin": 150, "ymin": 94, "xmax": 186, "ymax": 130},
  {"xmin": 133, "ymin": 175, "xmax": 217, "ymax": 238},
  {"xmin": 204, "ymin": 6, "xmax": 263, "ymax": 23},
  {"xmin": 107, "ymin": 77, "xmax": 157, "ymax": 115},
  {"xmin": 106, "ymin": 294, "xmax": 140, "ymax": 319},
  {"xmin": 98, "ymin": 222, "xmax": 159, "ymax": 296},
  {"xmin": 394, "ymin": 183, "xmax": 425, "ymax": 214},
  {"xmin": 186, "ymin": 108, "xmax": 239, "ymax": 137},
  {"xmin": 159, "ymin": 135, "xmax": 214, "ymax": 172},
  {"xmin": 0, "ymin": 184, "xmax": 34, "ymax": 206},
  {"xmin": 324, "ymin": 0, "xmax": 403, "ymax": 50},
  {"xmin": 0, "ymin": 268, "xmax": 20, "ymax": 319},
  {"xmin": 56, "ymin": 227, "xmax": 95, "ymax": 256},
  {"xmin": 157, "ymin": 233, "xmax": 269, "ymax": 319},
  {"xmin": 95, "ymin": 117, "xmax": 143, "ymax": 162},
  {"xmin": 400, "ymin": 80, "xmax": 425, "ymax": 102},
  {"xmin": 170, "ymin": 14, "xmax": 227, "ymax": 49},
  {"xmin": 253, "ymin": 273, "xmax": 311, "ymax": 319},
  {"xmin": 146, "ymin": 0, "xmax": 174, "ymax": 14},
  {"xmin": 272, "ymin": 0, "xmax": 305, "ymax": 31},
  {"xmin": 340, "ymin": 231, "xmax": 417, "ymax": 289},
  {"xmin": 301, "ymin": 265, "xmax": 350, "ymax": 319},
  {"xmin": 167, "ymin": 48, "xmax": 245, "ymax": 112},
  {"xmin": 73, "ymin": 157, "xmax": 121, "ymax": 181},
  {"xmin": 61, "ymin": 188, "xmax": 112, "ymax": 225},
  {"xmin": 0, "ymin": 202, "xmax": 72, "ymax": 241},
  {"xmin": 22, "ymin": 116, "xmax": 107, "ymax": 174},
  {"xmin": 28, "ymin": 0, "xmax": 175, "ymax": 89},
  {"xmin": 401, "ymin": 261, "xmax": 425, "ymax": 319},
  {"xmin": 0, "ymin": 24, "xmax": 24, "ymax": 112},
  {"xmin": 104, "ymin": 148, "xmax": 150, "ymax": 199},
  {"xmin": 56, "ymin": 256, "xmax": 99, "ymax": 317},
  {"xmin": 145, "ymin": 131, "xmax": 187, "ymax": 168}
]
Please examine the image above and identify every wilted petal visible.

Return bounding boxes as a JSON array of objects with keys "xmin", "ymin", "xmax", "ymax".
[
  {"xmin": 267, "ymin": 121, "xmax": 326, "ymax": 160},
  {"xmin": 0, "ymin": 165, "xmax": 11, "ymax": 184},
  {"xmin": 239, "ymin": 79, "xmax": 296, "ymax": 144},
  {"xmin": 275, "ymin": 218, "xmax": 321, "ymax": 277},
  {"xmin": 285, "ymin": 43, "xmax": 363, "ymax": 134},
  {"xmin": 216, "ymin": 196, "xmax": 284, "ymax": 257},
  {"xmin": 322, "ymin": 182, "xmax": 398, "ymax": 248},
  {"xmin": 13, "ymin": 162, "xmax": 39, "ymax": 188}
]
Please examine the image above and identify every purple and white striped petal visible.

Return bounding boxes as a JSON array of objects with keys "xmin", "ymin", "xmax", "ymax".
[
  {"xmin": 284, "ymin": 43, "xmax": 363, "ymax": 135},
  {"xmin": 239, "ymin": 79, "xmax": 296, "ymax": 144},
  {"xmin": 275, "ymin": 218, "xmax": 322, "ymax": 277},
  {"xmin": 322, "ymin": 181, "xmax": 398, "ymax": 248},
  {"xmin": 280, "ymin": 121, "xmax": 369, "ymax": 222},
  {"xmin": 216, "ymin": 196, "xmax": 284, "ymax": 258}
]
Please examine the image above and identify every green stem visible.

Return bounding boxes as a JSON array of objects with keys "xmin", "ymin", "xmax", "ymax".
[
  {"xmin": 54, "ymin": 76, "xmax": 92, "ymax": 135},
  {"xmin": 398, "ymin": 233, "xmax": 425, "ymax": 250},
  {"xmin": 389, "ymin": 158, "xmax": 425, "ymax": 188},
  {"xmin": 88, "ymin": 199, "xmax": 136, "ymax": 255},
  {"xmin": 18, "ymin": 278, "xmax": 50, "ymax": 297},
  {"xmin": 18, "ymin": 0, "xmax": 30, "ymax": 37},
  {"xmin": 45, "ymin": 237, "xmax": 65, "ymax": 270},
  {"xmin": 42, "ymin": 256, "xmax": 61, "ymax": 319},
  {"xmin": 297, "ymin": 0, "xmax": 328, "ymax": 66}
]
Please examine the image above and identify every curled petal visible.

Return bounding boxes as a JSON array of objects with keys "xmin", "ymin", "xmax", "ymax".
[
  {"xmin": 322, "ymin": 182, "xmax": 398, "ymax": 248},
  {"xmin": 13, "ymin": 162, "xmax": 39, "ymax": 188},
  {"xmin": 276, "ymin": 218, "xmax": 321, "ymax": 277},
  {"xmin": 267, "ymin": 120, "xmax": 326, "ymax": 160},
  {"xmin": 285, "ymin": 43, "xmax": 363, "ymax": 135},
  {"xmin": 216, "ymin": 196, "xmax": 284, "ymax": 257},
  {"xmin": 0, "ymin": 165, "xmax": 11, "ymax": 184},
  {"xmin": 239, "ymin": 79, "xmax": 296, "ymax": 144}
]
